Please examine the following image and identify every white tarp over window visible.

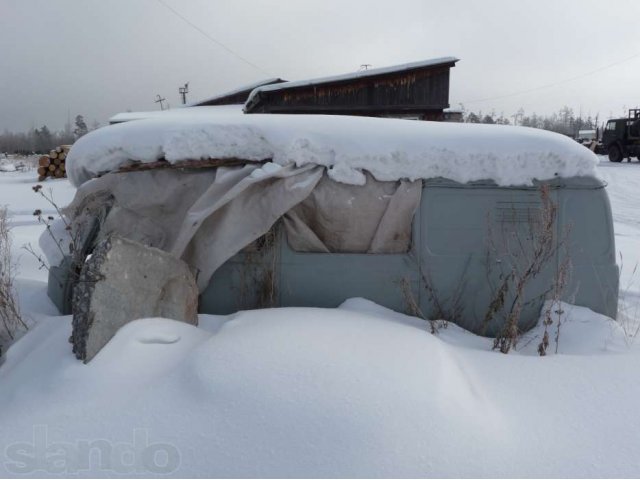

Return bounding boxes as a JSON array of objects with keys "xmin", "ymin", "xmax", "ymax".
[
  {"xmin": 59, "ymin": 164, "xmax": 421, "ymax": 291},
  {"xmin": 284, "ymin": 173, "xmax": 421, "ymax": 253}
]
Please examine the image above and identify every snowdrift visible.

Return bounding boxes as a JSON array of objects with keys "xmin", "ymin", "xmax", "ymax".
[{"xmin": 0, "ymin": 298, "xmax": 636, "ymax": 477}]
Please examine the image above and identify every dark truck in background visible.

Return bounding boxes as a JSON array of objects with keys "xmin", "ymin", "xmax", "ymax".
[{"xmin": 603, "ymin": 109, "xmax": 640, "ymax": 162}]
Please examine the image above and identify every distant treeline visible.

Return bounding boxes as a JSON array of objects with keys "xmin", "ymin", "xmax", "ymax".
[
  {"xmin": 462, "ymin": 106, "xmax": 602, "ymax": 137},
  {"xmin": 0, "ymin": 107, "xmax": 606, "ymax": 154},
  {"xmin": 0, "ymin": 115, "xmax": 95, "ymax": 154}
]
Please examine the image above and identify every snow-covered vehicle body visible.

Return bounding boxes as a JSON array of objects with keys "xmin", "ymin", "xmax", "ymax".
[{"xmin": 46, "ymin": 111, "xmax": 618, "ymax": 335}]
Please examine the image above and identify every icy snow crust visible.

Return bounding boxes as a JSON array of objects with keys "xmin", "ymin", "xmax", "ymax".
[{"xmin": 67, "ymin": 111, "xmax": 599, "ymax": 187}]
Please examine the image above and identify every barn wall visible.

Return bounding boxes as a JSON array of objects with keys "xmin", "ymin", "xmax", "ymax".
[{"xmin": 248, "ymin": 66, "xmax": 452, "ymax": 116}]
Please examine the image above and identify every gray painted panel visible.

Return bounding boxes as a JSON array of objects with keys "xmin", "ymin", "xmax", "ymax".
[{"xmin": 279, "ymin": 248, "xmax": 420, "ymax": 312}]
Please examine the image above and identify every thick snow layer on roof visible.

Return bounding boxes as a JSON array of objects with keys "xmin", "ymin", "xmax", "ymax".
[
  {"xmin": 108, "ymin": 104, "xmax": 243, "ymax": 124},
  {"xmin": 245, "ymin": 57, "xmax": 459, "ymax": 107},
  {"xmin": 67, "ymin": 112, "xmax": 599, "ymax": 187}
]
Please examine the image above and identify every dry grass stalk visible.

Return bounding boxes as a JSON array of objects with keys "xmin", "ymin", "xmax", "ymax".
[
  {"xmin": 238, "ymin": 224, "xmax": 279, "ymax": 310},
  {"xmin": 400, "ymin": 255, "xmax": 469, "ymax": 334},
  {"xmin": 615, "ymin": 252, "xmax": 640, "ymax": 344},
  {"xmin": 399, "ymin": 276, "xmax": 439, "ymax": 332},
  {"xmin": 0, "ymin": 207, "xmax": 27, "ymax": 354},
  {"xmin": 537, "ymin": 252, "xmax": 571, "ymax": 356},
  {"xmin": 24, "ymin": 185, "xmax": 82, "ymax": 293},
  {"xmin": 483, "ymin": 185, "xmax": 570, "ymax": 354}
]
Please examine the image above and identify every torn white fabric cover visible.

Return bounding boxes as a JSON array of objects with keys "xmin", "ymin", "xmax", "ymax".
[
  {"xmin": 171, "ymin": 163, "xmax": 323, "ymax": 289},
  {"xmin": 56, "ymin": 163, "xmax": 422, "ymax": 292},
  {"xmin": 62, "ymin": 163, "xmax": 324, "ymax": 291},
  {"xmin": 283, "ymin": 173, "xmax": 421, "ymax": 253}
]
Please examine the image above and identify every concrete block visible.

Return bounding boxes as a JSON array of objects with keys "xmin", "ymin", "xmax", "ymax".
[{"xmin": 72, "ymin": 235, "xmax": 198, "ymax": 362}]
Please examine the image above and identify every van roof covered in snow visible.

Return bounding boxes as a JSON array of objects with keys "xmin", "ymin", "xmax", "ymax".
[
  {"xmin": 108, "ymin": 104, "xmax": 244, "ymax": 124},
  {"xmin": 67, "ymin": 110, "xmax": 599, "ymax": 188}
]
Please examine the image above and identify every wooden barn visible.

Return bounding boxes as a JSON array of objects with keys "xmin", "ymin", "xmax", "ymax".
[
  {"xmin": 110, "ymin": 57, "xmax": 459, "ymax": 124},
  {"xmin": 243, "ymin": 57, "xmax": 458, "ymax": 120},
  {"xmin": 190, "ymin": 78, "xmax": 287, "ymax": 106}
]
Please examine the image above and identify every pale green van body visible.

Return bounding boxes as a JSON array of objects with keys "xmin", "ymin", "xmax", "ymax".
[
  {"xmin": 198, "ymin": 176, "xmax": 618, "ymax": 335},
  {"xmin": 48, "ymin": 174, "xmax": 617, "ymax": 336}
]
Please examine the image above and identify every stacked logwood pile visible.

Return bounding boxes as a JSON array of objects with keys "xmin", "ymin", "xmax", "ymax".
[{"xmin": 37, "ymin": 145, "xmax": 71, "ymax": 181}]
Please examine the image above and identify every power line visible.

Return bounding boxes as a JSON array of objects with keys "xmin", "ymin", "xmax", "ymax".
[
  {"xmin": 462, "ymin": 52, "xmax": 640, "ymax": 105},
  {"xmin": 155, "ymin": 0, "xmax": 271, "ymax": 76}
]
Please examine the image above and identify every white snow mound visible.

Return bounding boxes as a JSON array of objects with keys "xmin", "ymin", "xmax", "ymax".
[
  {"xmin": 66, "ymin": 111, "xmax": 599, "ymax": 187},
  {"xmin": 1, "ymin": 300, "xmax": 639, "ymax": 477}
]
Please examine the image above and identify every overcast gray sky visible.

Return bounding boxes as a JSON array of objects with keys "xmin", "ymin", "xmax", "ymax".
[{"xmin": 1, "ymin": 0, "xmax": 639, "ymax": 132}]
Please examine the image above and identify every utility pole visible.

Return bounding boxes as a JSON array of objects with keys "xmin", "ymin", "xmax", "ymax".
[
  {"xmin": 155, "ymin": 94, "xmax": 167, "ymax": 111},
  {"xmin": 511, "ymin": 108, "xmax": 524, "ymax": 126},
  {"xmin": 179, "ymin": 82, "xmax": 189, "ymax": 105},
  {"xmin": 359, "ymin": 64, "xmax": 372, "ymax": 71}
]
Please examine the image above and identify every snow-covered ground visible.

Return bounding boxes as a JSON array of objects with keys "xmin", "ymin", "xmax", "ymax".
[
  {"xmin": 596, "ymin": 157, "xmax": 640, "ymax": 334},
  {"xmin": 0, "ymin": 155, "xmax": 640, "ymax": 477}
]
